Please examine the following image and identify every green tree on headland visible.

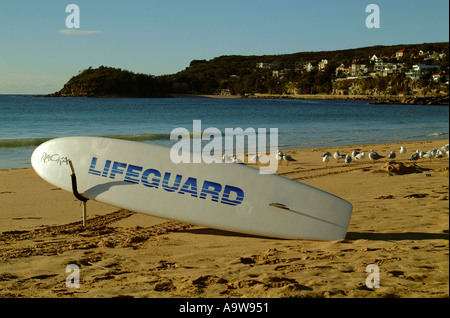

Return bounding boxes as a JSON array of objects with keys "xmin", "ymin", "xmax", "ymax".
[{"xmin": 48, "ymin": 42, "xmax": 448, "ymax": 99}]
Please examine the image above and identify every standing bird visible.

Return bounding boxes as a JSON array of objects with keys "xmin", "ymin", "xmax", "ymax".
[
  {"xmin": 388, "ymin": 151, "xmax": 396, "ymax": 160},
  {"xmin": 354, "ymin": 152, "xmax": 366, "ymax": 163},
  {"xmin": 232, "ymin": 155, "xmax": 244, "ymax": 164},
  {"xmin": 248, "ymin": 154, "xmax": 262, "ymax": 163},
  {"xmin": 323, "ymin": 154, "xmax": 330, "ymax": 167},
  {"xmin": 333, "ymin": 151, "xmax": 346, "ymax": 163},
  {"xmin": 222, "ymin": 154, "xmax": 233, "ymax": 163},
  {"xmin": 351, "ymin": 150, "xmax": 360, "ymax": 160},
  {"xmin": 283, "ymin": 153, "xmax": 296, "ymax": 166},
  {"xmin": 435, "ymin": 149, "xmax": 445, "ymax": 161},
  {"xmin": 344, "ymin": 154, "xmax": 352, "ymax": 165},
  {"xmin": 423, "ymin": 151, "xmax": 434, "ymax": 162},
  {"xmin": 323, "ymin": 151, "xmax": 332, "ymax": 158},
  {"xmin": 409, "ymin": 152, "xmax": 420, "ymax": 161},
  {"xmin": 368, "ymin": 150, "xmax": 385, "ymax": 161},
  {"xmin": 400, "ymin": 146, "xmax": 407, "ymax": 156},
  {"xmin": 276, "ymin": 150, "xmax": 284, "ymax": 161}
]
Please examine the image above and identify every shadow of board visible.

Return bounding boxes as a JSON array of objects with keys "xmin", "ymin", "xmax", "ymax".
[
  {"xmin": 183, "ymin": 229, "xmax": 449, "ymax": 241},
  {"xmin": 345, "ymin": 231, "xmax": 448, "ymax": 241}
]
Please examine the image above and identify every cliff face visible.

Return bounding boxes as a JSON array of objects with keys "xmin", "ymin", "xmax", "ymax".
[{"xmin": 48, "ymin": 66, "xmax": 169, "ymax": 98}]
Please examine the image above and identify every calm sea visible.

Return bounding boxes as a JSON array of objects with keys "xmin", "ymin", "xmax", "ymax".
[{"xmin": 0, "ymin": 94, "xmax": 448, "ymax": 169}]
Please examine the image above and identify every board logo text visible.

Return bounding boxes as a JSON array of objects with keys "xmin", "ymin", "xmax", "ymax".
[{"xmin": 88, "ymin": 157, "xmax": 245, "ymax": 206}]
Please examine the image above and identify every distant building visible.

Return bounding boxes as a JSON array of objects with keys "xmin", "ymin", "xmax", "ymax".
[
  {"xmin": 351, "ymin": 60, "xmax": 369, "ymax": 77},
  {"xmin": 256, "ymin": 62, "xmax": 270, "ymax": 69},
  {"xmin": 369, "ymin": 54, "xmax": 379, "ymax": 62},
  {"xmin": 395, "ymin": 48, "xmax": 406, "ymax": 59},
  {"xmin": 318, "ymin": 59, "xmax": 328, "ymax": 71},
  {"xmin": 305, "ymin": 60, "xmax": 318, "ymax": 72},
  {"xmin": 335, "ymin": 63, "xmax": 351, "ymax": 77},
  {"xmin": 405, "ymin": 64, "xmax": 441, "ymax": 79}
]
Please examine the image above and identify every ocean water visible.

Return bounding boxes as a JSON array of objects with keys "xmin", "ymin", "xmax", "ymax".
[{"xmin": 0, "ymin": 94, "xmax": 448, "ymax": 169}]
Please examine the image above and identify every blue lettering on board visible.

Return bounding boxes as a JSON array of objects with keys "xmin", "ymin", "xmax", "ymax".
[{"xmin": 87, "ymin": 157, "xmax": 244, "ymax": 206}]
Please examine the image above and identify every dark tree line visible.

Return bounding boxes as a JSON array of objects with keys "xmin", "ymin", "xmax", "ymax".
[{"xmin": 49, "ymin": 42, "xmax": 448, "ymax": 98}]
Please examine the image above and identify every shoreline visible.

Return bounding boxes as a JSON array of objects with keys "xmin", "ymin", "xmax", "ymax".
[
  {"xmin": 1, "ymin": 138, "xmax": 448, "ymax": 298},
  {"xmin": 35, "ymin": 92, "xmax": 449, "ymax": 105},
  {"xmin": 170, "ymin": 93, "xmax": 449, "ymax": 105}
]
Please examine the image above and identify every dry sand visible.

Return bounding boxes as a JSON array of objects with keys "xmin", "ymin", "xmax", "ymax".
[{"xmin": 0, "ymin": 139, "xmax": 448, "ymax": 298}]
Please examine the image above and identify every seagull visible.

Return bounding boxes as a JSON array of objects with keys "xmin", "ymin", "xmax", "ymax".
[
  {"xmin": 283, "ymin": 153, "xmax": 296, "ymax": 166},
  {"xmin": 351, "ymin": 150, "xmax": 360, "ymax": 160},
  {"xmin": 276, "ymin": 150, "xmax": 284, "ymax": 161},
  {"xmin": 232, "ymin": 155, "xmax": 244, "ymax": 164},
  {"xmin": 354, "ymin": 152, "xmax": 366, "ymax": 163},
  {"xmin": 248, "ymin": 154, "xmax": 262, "ymax": 163},
  {"xmin": 333, "ymin": 151, "xmax": 346, "ymax": 163},
  {"xmin": 435, "ymin": 149, "xmax": 445, "ymax": 161},
  {"xmin": 323, "ymin": 154, "xmax": 330, "ymax": 167},
  {"xmin": 388, "ymin": 151, "xmax": 396, "ymax": 160},
  {"xmin": 418, "ymin": 150, "xmax": 426, "ymax": 159},
  {"xmin": 400, "ymin": 146, "xmax": 407, "ymax": 156},
  {"xmin": 423, "ymin": 151, "xmax": 434, "ymax": 162},
  {"xmin": 429, "ymin": 149, "xmax": 438, "ymax": 159},
  {"xmin": 368, "ymin": 150, "xmax": 385, "ymax": 161},
  {"xmin": 323, "ymin": 151, "xmax": 332, "ymax": 158},
  {"xmin": 222, "ymin": 154, "xmax": 233, "ymax": 163},
  {"xmin": 344, "ymin": 154, "xmax": 352, "ymax": 165},
  {"xmin": 441, "ymin": 144, "xmax": 449, "ymax": 152},
  {"xmin": 409, "ymin": 152, "xmax": 420, "ymax": 161}
]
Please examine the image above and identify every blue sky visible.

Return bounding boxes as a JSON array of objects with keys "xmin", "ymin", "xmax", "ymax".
[{"xmin": 1, "ymin": 0, "xmax": 448, "ymax": 94}]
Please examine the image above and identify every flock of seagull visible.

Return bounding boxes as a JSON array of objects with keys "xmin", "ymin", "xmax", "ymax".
[
  {"xmin": 221, "ymin": 143, "xmax": 449, "ymax": 167},
  {"xmin": 322, "ymin": 143, "xmax": 450, "ymax": 166},
  {"xmin": 222, "ymin": 151, "xmax": 297, "ymax": 165}
]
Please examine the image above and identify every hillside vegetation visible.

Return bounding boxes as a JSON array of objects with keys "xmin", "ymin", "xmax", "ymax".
[{"xmin": 48, "ymin": 42, "xmax": 449, "ymax": 99}]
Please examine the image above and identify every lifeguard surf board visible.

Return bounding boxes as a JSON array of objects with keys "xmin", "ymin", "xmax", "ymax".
[{"xmin": 31, "ymin": 136, "xmax": 352, "ymax": 240}]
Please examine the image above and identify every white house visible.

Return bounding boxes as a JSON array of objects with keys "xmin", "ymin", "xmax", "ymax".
[
  {"xmin": 406, "ymin": 64, "xmax": 441, "ymax": 79},
  {"xmin": 318, "ymin": 59, "xmax": 328, "ymax": 71}
]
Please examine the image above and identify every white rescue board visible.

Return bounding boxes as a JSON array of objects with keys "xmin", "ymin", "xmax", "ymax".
[{"xmin": 31, "ymin": 136, "xmax": 352, "ymax": 240}]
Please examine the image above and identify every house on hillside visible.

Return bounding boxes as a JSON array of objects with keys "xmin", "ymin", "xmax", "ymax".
[
  {"xmin": 318, "ymin": 59, "xmax": 328, "ymax": 71},
  {"xmin": 256, "ymin": 62, "xmax": 270, "ymax": 69},
  {"xmin": 373, "ymin": 57, "xmax": 403, "ymax": 76},
  {"xmin": 351, "ymin": 60, "xmax": 370, "ymax": 77},
  {"xmin": 405, "ymin": 64, "xmax": 441, "ymax": 79},
  {"xmin": 305, "ymin": 60, "xmax": 319, "ymax": 72},
  {"xmin": 335, "ymin": 63, "xmax": 351, "ymax": 77},
  {"xmin": 369, "ymin": 54, "xmax": 379, "ymax": 62},
  {"xmin": 395, "ymin": 48, "xmax": 406, "ymax": 59},
  {"xmin": 432, "ymin": 71, "xmax": 443, "ymax": 82}
]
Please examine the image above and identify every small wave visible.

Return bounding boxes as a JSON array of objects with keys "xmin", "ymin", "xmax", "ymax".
[
  {"xmin": 0, "ymin": 137, "xmax": 53, "ymax": 148},
  {"xmin": 103, "ymin": 133, "xmax": 170, "ymax": 142},
  {"xmin": 0, "ymin": 133, "xmax": 172, "ymax": 148},
  {"xmin": 426, "ymin": 132, "xmax": 445, "ymax": 137}
]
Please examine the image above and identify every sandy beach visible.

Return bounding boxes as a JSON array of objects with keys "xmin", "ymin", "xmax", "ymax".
[{"xmin": 0, "ymin": 139, "xmax": 448, "ymax": 299}]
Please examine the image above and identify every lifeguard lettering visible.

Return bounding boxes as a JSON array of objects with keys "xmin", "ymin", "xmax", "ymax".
[{"xmin": 88, "ymin": 157, "xmax": 245, "ymax": 206}]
